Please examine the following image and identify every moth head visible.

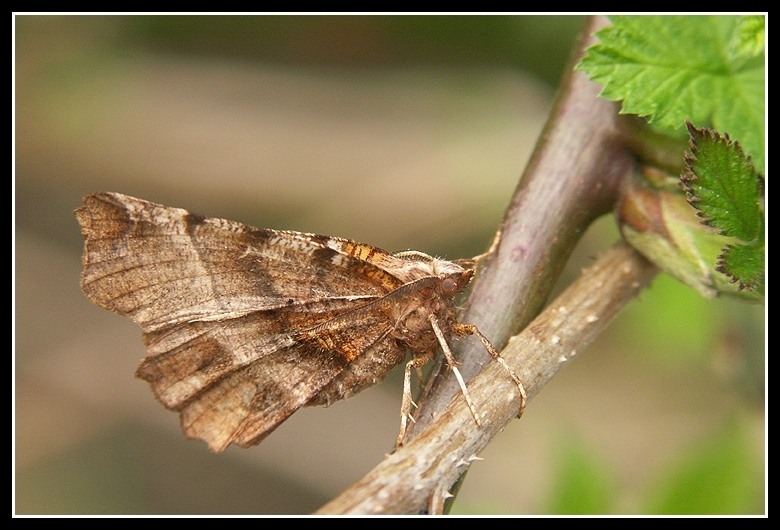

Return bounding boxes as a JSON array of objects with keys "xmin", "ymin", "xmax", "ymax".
[
  {"xmin": 441, "ymin": 269, "xmax": 474, "ymax": 297},
  {"xmin": 427, "ymin": 258, "xmax": 473, "ymax": 296}
]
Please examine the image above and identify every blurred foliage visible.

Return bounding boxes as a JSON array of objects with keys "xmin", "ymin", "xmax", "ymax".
[
  {"xmin": 546, "ymin": 438, "xmax": 616, "ymax": 514},
  {"xmin": 618, "ymin": 273, "xmax": 718, "ymax": 365},
  {"xmin": 121, "ymin": 15, "xmax": 585, "ymax": 87},
  {"xmin": 643, "ymin": 419, "xmax": 763, "ymax": 514},
  {"xmin": 15, "ymin": 426, "xmax": 148, "ymax": 514},
  {"xmin": 613, "ymin": 272, "xmax": 764, "ymax": 382},
  {"xmin": 15, "ymin": 421, "xmax": 329, "ymax": 514},
  {"xmin": 539, "ymin": 418, "xmax": 763, "ymax": 514}
]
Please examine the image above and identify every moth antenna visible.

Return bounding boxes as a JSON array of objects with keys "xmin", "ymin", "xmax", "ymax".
[{"xmin": 393, "ymin": 250, "xmax": 434, "ymax": 261}]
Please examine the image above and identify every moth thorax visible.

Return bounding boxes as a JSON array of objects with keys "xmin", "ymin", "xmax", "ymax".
[{"xmin": 391, "ymin": 255, "xmax": 467, "ymax": 284}]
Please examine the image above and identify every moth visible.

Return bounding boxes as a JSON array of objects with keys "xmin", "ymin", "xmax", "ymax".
[{"xmin": 76, "ymin": 192, "xmax": 524, "ymax": 452}]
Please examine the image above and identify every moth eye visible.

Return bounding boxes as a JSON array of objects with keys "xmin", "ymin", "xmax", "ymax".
[{"xmin": 441, "ymin": 277, "xmax": 458, "ymax": 296}]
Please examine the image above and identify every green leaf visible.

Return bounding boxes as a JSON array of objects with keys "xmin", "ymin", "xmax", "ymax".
[
  {"xmin": 680, "ymin": 123, "xmax": 765, "ymax": 296},
  {"xmin": 682, "ymin": 123, "xmax": 764, "ymax": 242},
  {"xmin": 576, "ymin": 15, "xmax": 765, "ymax": 171},
  {"xmin": 717, "ymin": 242, "xmax": 765, "ymax": 294},
  {"xmin": 729, "ymin": 15, "xmax": 765, "ymax": 59}
]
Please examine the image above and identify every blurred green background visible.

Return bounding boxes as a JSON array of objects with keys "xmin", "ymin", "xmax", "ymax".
[{"xmin": 14, "ymin": 15, "xmax": 764, "ymax": 515}]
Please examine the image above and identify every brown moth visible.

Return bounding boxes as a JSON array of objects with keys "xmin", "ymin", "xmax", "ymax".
[{"xmin": 75, "ymin": 192, "xmax": 524, "ymax": 452}]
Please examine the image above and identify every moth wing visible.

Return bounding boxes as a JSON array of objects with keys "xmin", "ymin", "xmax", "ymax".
[
  {"xmin": 75, "ymin": 192, "xmax": 410, "ymax": 451},
  {"xmin": 75, "ymin": 192, "xmax": 404, "ymax": 333},
  {"xmin": 138, "ymin": 298, "xmax": 403, "ymax": 451}
]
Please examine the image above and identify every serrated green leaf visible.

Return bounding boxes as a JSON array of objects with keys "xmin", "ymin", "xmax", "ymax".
[
  {"xmin": 577, "ymin": 15, "xmax": 765, "ymax": 171},
  {"xmin": 682, "ymin": 124, "xmax": 764, "ymax": 242},
  {"xmin": 717, "ymin": 242, "xmax": 765, "ymax": 294}
]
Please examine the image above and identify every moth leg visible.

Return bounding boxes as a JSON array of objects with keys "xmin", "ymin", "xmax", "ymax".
[
  {"xmin": 453, "ymin": 323, "xmax": 527, "ymax": 418},
  {"xmin": 398, "ymin": 354, "xmax": 431, "ymax": 447},
  {"xmin": 428, "ymin": 314, "xmax": 482, "ymax": 429}
]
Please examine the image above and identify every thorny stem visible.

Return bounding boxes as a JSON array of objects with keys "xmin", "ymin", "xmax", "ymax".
[{"xmin": 316, "ymin": 15, "xmax": 649, "ymax": 515}]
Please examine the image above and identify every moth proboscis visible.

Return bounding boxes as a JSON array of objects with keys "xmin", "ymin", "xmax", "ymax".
[{"xmin": 75, "ymin": 192, "xmax": 526, "ymax": 452}]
